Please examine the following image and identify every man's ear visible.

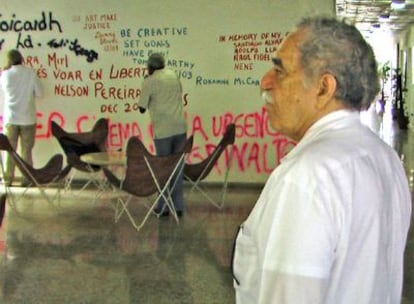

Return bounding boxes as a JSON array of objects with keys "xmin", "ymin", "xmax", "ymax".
[{"xmin": 316, "ymin": 73, "xmax": 337, "ymax": 109}]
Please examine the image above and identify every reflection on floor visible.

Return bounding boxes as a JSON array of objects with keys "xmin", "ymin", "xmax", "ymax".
[
  {"xmin": 0, "ymin": 184, "xmax": 260, "ymax": 303},
  {"xmin": 0, "ymin": 107, "xmax": 413, "ymax": 303}
]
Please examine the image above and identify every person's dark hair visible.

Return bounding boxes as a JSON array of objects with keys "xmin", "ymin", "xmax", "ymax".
[
  {"xmin": 297, "ymin": 16, "xmax": 380, "ymax": 110},
  {"xmin": 7, "ymin": 49, "xmax": 23, "ymax": 66},
  {"xmin": 147, "ymin": 53, "xmax": 165, "ymax": 75}
]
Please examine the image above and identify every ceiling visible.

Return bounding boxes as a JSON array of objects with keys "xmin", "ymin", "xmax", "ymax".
[{"xmin": 336, "ymin": 0, "xmax": 414, "ymax": 35}]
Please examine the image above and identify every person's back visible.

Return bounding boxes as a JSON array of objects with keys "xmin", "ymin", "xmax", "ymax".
[
  {"xmin": 137, "ymin": 52, "xmax": 187, "ymax": 216},
  {"xmin": 139, "ymin": 66, "xmax": 185, "ymax": 140},
  {"xmin": 147, "ymin": 68, "xmax": 184, "ymax": 134},
  {"xmin": 0, "ymin": 49, "xmax": 42, "ymax": 186},
  {"xmin": 1, "ymin": 64, "xmax": 40, "ymax": 125}
]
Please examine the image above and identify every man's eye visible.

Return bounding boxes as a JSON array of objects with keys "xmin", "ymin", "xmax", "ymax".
[{"xmin": 274, "ymin": 67, "xmax": 285, "ymax": 77}]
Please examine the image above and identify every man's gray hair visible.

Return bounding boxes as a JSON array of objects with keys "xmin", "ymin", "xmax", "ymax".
[
  {"xmin": 297, "ymin": 16, "xmax": 380, "ymax": 110},
  {"xmin": 147, "ymin": 53, "xmax": 165, "ymax": 75}
]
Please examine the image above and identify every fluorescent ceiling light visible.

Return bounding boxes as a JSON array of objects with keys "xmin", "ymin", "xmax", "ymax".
[
  {"xmin": 379, "ymin": 14, "xmax": 390, "ymax": 21},
  {"xmin": 391, "ymin": 0, "xmax": 406, "ymax": 9}
]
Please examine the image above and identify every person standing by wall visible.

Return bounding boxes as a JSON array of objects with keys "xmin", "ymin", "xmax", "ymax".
[
  {"xmin": 0, "ymin": 49, "xmax": 43, "ymax": 186},
  {"xmin": 138, "ymin": 53, "xmax": 187, "ymax": 217},
  {"xmin": 232, "ymin": 16, "xmax": 412, "ymax": 303}
]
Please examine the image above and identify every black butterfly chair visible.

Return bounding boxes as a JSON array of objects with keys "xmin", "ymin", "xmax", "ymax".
[
  {"xmin": 51, "ymin": 118, "xmax": 108, "ymax": 195},
  {"xmin": 103, "ymin": 135, "xmax": 193, "ymax": 232},
  {"xmin": 183, "ymin": 123, "xmax": 236, "ymax": 209},
  {"xmin": 0, "ymin": 134, "xmax": 71, "ymax": 210}
]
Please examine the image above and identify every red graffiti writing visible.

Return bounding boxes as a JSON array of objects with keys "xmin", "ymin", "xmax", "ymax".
[{"xmin": 0, "ymin": 108, "xmax": 295, "ymax": 175}]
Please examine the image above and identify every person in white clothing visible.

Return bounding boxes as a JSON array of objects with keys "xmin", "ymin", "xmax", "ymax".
[
  {"xmin": 232, "ymin": 16, "xmax": 412, "ymax": 304},
  {"xmin": 0, "ymin": 49, "xmax": 42, "ymax": 186}
]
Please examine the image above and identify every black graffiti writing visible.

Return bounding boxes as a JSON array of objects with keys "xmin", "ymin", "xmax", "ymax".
[
  {"xmin": 47, "ymin": 38, "xmax": 99, "ymax": 63},
  {"xmin": 0, "ymin": 11, "xmax": 62, "ymax": 33}
]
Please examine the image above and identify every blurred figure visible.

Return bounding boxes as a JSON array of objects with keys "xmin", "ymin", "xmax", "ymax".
[
  {"xmin": 0, "ymin": 49, "xmax": 42, "ymax": 186},
  {"xmin": 233, "ymin": 16, "xmax": 411, "ymax": 304},
  {"xmin": 138, "ymin": 53, "xmax": 187, "ymax": 217}
]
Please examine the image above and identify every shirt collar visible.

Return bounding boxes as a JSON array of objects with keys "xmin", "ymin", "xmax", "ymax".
[{"xmin": 282, "ymin": 109, "xmax": 360, "ymax": 162}]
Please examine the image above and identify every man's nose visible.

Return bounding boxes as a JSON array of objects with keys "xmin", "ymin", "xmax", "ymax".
[{"xmin": 261, "ymin": 69, "xmax": 275, "ymax": 90}]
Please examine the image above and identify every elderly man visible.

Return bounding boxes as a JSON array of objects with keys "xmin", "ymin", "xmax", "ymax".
[{"xmin": 233, "ymin": 16, "xmax": 411, "ymax": 303}]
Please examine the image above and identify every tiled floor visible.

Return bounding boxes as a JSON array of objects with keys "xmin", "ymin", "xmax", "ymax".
[
  {"xmin": 0, "ymin": 183, "xmax": 260, "ymax": 304},
  {"xmin": 0, "ymin": 107, "xmax": 413, "ymax": 303}
]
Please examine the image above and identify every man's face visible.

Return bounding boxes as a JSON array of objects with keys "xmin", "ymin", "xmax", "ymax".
[{"xmin": 261, "ymin": 29, "xmax": 319, "ymax": 141}]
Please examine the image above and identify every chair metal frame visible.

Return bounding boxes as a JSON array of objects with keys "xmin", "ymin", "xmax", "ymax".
[
  {"xmin": 103, "ymin": 135, "xmax": 193, "ymax": 232},
  {"xmin": 0, "ymin": 134, "xmax": 71, "ymax": 210},
  {"xmin": 51, "ymin": 118, "xmax": 109, "ymax": 196},
  {"xmin": 183, "ymin": 123, "xmax": 236, "ymax": 209},
  {"xmin": 0, "ymin": 193, "xmax": 6, "ymax": 227}
]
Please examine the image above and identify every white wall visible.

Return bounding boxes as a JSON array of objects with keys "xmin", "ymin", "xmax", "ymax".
[{"xmin": 0, "ymin": 0, "xmax": 333, "ymax": 183}]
